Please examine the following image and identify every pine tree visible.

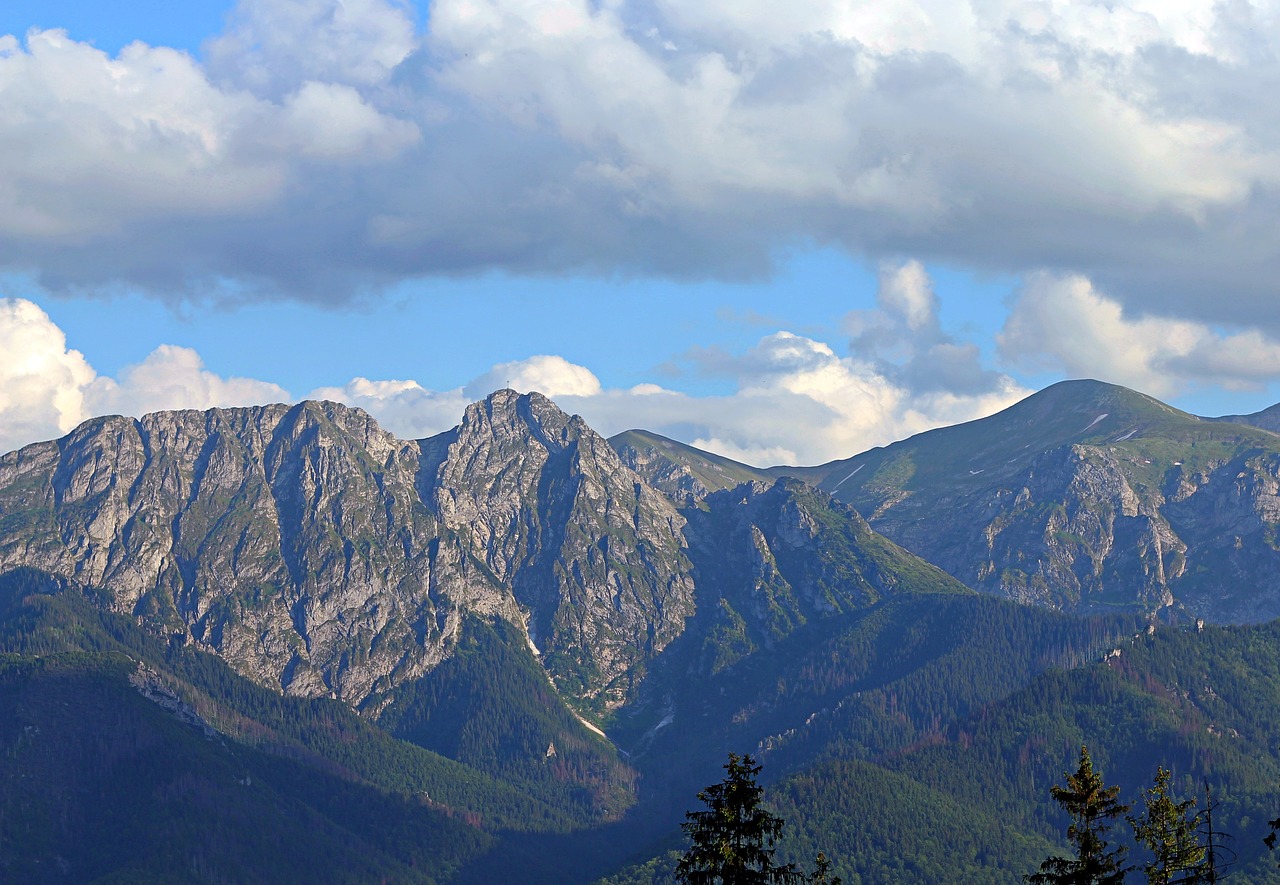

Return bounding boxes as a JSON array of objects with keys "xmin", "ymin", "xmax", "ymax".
[
  {"xmin": 1128, "ymin": 767, "xmax": 1206, "ymax": 885},
  {"xmin": 1026, "ymin": 745, "xmax": 1130, "ymax": 885},
  {"xmin": 676, "ymin": 753, "xmax": 839, "ymax": 885}
]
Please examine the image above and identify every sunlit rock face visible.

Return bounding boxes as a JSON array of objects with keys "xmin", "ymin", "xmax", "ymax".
[{"xmin": 0, "ymin": 391, "xmax": 693, "ymax": 712}]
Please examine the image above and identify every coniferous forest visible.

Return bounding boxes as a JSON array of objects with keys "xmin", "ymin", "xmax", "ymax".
[
  {"xmin": 5, "ymin": 560, "xmax": 1280, "ymax": 884},
  {"xmin": 5, "ymin": 385, "xmax": 1280, "ymax": 883}
]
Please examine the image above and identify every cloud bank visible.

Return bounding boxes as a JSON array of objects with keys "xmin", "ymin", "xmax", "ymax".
[
  {"xmin": 2, "ymin": 0, "xmax": 1280, "ymax": 330},
  {"xmin": 0, "ymin": 300, "xmax": 288, "ymax": 453},
  {"xmin": 9, "ymin": 237, "xmax": 1280, "ymax": 463},
  {"xmin": 1, "ymin": 280, "xmax": 1029, "ymax": 465}
]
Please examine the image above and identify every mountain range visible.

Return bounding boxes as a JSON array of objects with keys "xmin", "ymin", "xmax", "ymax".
[{"xmin": 4, "ymin": 380, "xmax": 1280, "ymax": 882}]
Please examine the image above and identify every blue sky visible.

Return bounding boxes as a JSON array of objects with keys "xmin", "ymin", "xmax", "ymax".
[{"xmin": 3, "ymin": 0, "xmax": 1279, "ymax": 464}]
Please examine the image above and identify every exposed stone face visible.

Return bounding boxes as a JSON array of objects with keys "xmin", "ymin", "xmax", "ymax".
[
  {"xmin": 817, "ymin": 381, "xmax": 1280, "ymax": 623},
  {"xmin": 863, "ymin": 442, "xmax": 1280, "ymax": 622},
  {"xmin": 0, "ymin": 393, "xmax": 697, "ymax": 713},
  {"xmin": 0, "ymin": 402, "xmax": 512, "ymax": 705},
  {"xmin": 418, "ymin": 391, "xmax": 695, "ymax": 710},
  {"xmin": 680, "ymin": 478, "xmax": 965, "ymax": 674}
]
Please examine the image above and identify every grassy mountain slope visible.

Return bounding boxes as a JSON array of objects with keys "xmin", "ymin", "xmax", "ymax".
[
  {"xmin": 0, "ymin": 652, "xmax": 486, "ymax": 884},
  {"xmin": 596, "ymin": 610, "xmax": 1280, "ymax": 884},
  {"xmin": 609, "ymin": 429, "xmax": 771, "ymax": 502},
  {"xmin": 769, "ymin": 380, "xmax": 1280, "ymax": 621}
]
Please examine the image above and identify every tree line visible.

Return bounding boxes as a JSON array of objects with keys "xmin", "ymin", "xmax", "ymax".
[{"xmin": 679, "ymin": 749, "xmax": 1280, "ymax": 885}]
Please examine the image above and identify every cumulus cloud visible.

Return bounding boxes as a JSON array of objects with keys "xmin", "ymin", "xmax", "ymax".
[
  {"xmin": 0, "ymin": 299, "xmax": 290, "ymax": 453},
  {"xmin": 463, "ymin": 354, "xmax": 602, "ymax": 399},
  {"xmin": 307, "ymin": 377, "xmax": 470, "ymax": 439},
  {"xmin": 1000, "ymin": 272, "xmax": 1280, "ymax": 396},
  {"xmin": 204, "ymin": 0, "xmax": 417, "ymax": 96},
  {"xmin": 1, "ymin": 0, "xmax": 1280, "ymax": 333},
  {"xmin": 0, "ymin": 293, "xmax": 1029, "ymax": 462},
  {"xmin": 85, "ymin": 345, "xmax": 289, "ymax": 418},
  {"xmin": 0, "ymin": 299, "xmax": 95, "ymax": 452},
  {"xmin": 843, "ymin": 260, "xmax": 1012, "ymax": 397},
  {"xmin": 437, "ymin": 331, "xmax": 1031, "ymax": 465}
]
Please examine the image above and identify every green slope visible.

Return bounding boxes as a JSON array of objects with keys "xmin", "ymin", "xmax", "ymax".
[
  {"xmin": 609, "ymin": 429, "xmax": 771, "ymax": 501},
  {"xmin": 774, "ymin": 379, "xmax": 1249, "ymax": 502},
  {"xmin": 0, "ymin": 566, "xmax": 654, "ymax": 882},
  {"xmin": 591, "ymin": 607, "xmax": 1280, "ymax": 884},
  {"xmin": 763, "ymin": 380, "xmax": 1280, "ymax": 621},
  {"xmin": 376, "ymin": 616, "xmax": 637, "ymax": 824},
  {"xmin": 0, "ymin": 652, "xmax": 487, "ymax": 884}
]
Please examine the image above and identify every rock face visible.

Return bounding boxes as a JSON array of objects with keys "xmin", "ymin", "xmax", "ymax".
[
  {"xmin": 680, "ymin": 478, "xmax": 966, "ymax": 674},
  {"xmin": 0, "ymin": 401, "xmax": 501, "ymax": 704},
  {"xmin": 419, "ymin": 392, "xmax": 694, "ymax": 710},
  {"xmin": 609, "ymin": 429, "xmax": 769, "ymax": 505},
  {"xmin": 0, "ymin": 393, "xmax": 694, "ymax": 712},
  {"xmin": 788, "ymin": 380, "xmax": 1280, "ymax": 623}
]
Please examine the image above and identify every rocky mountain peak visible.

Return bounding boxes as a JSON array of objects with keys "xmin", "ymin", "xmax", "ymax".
[
  {"xmin": 0, "ymin": 391, "xmax": 705, "ymax": 714},
  {"xmin": 418, "ymin": 389, "xmax": 695, "ymax": 712}
]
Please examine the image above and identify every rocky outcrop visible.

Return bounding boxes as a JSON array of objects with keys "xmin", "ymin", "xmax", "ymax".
[
  {"xmin": 609, "ymin": 429, "xmax": 768, "ymax": 505},
  {"xmin": 681, "ymin": 478, "xmax": 966, "ymax": 673},
  {"xmin": 418, "ymin": 391, "xmax": 694, "ymax": 711},
  {"xmin": 0, "ymin": 401, "xmax": 510, "ymax": 705},
  {"xmin": 804, "ymin": 380, "xmax": 1280, "ymax": 623},
  {"xmin": 0, "ymin": 393, "xmax": 694, "ymax": 713}
]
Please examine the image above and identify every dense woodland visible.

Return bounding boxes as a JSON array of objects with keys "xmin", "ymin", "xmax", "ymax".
[{"xmin": 5, "ymin": 562, "xmax": 1280, "ymax": 883}]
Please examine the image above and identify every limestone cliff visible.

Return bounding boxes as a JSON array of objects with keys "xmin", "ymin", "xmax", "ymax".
[{"xmin": 0, "ymin": 392, "xmax": 693, "ymax": 712}]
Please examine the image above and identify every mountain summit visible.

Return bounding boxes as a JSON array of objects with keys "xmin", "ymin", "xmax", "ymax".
[{"xmin": 778, "ymin": 379, "xmax": 1280, "ymax": 621}]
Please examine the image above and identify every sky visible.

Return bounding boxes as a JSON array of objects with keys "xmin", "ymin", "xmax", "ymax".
[{"xmin": 3, "ymin": 0, "xmax": 1280, "ymax": 466}]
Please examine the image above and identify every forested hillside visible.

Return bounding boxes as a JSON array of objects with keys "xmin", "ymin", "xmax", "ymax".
[{"xmin": 4, "ymin": 387, "xmax": 1280, "ymax": 882}]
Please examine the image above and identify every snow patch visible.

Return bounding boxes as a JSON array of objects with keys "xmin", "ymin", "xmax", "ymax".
[
  {"xmin": 829, "ymin": 463, "xmax": 864, "ymax": 491},
  {"xmin": 574, "ymin": 712, "xmax": 608, "ymax": 741},
  {"xmin": 1082, "ymin": 413, "xmax": 1109, "ymax": 432}
]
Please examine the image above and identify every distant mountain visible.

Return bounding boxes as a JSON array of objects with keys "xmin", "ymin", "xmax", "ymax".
[
  {"xmin": 773, "ymin": 379, "xmax": 1280, "ymax": 622},
  {"xmin": 609, "ymin": 429, "xmax": 770, "ymax": 503},
  {"xmin": 1208, "ymin": 401, "xmax": 1280, "ymax": 434},
  {"xmin": 0, "ymin": 392, "xmax": 696, "ymax": 717},
  {"xmin": 8, "ymin": 383, "xmax": 1280, "ymax": 883},
  {"xmin": 0, "ymin": 392, "xmax": 987, "ymax": 883}
]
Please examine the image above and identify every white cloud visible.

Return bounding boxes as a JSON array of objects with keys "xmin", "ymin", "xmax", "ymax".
[
  {"xmin": 463, "ymin": 354, "xmax": 603, "ymax": 399},
  {"xmin": 876, "ymin": 259, "xmax": 937, "ymax": 332},
  {"xmin": 277, "ymin": 81, "xmax": 420, "ymax": 159},
  {"xmin": 204, "ymin": 0, "xmax": 418, "ymax": 95},
  {"xmin": 507, "ymin": 330, "xmax": 1030, "ymax": 465},
  {"xmin": 307, "ymin": 377, "xmax": 469, "ymax": 439},
  {"xmin": 0, "ymin": 299, "xmax": 290, "ymax": 454},
  {"xmin": 0, "ymin": 20, "xmax": 418, "ymax": 295},
  {"xmin": 845, "ymin": 259, "xmax": 1012, "ymax": 397},
  {"xmin": 86, "ymin": 345, "xmax": 289, "ymax": 417},
  {"xmin": 0, "ymin": 299, "xmax": 94, "ymax": 452},
  {"xmin": 1, "ymin": 0, "xmax": 1280, "ymax": 334},
  {"xmin": 1000, "ymin": 272, "xmax": 1280, "ymax": 396},
  {"xmin": 2, "ymin": 293, "xmax": 1027, "ymax": 463}
]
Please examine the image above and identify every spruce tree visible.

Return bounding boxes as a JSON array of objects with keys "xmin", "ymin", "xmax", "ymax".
[
  {"xmin": 1026, "ymin": 745, "xmax": 1130, "ymax": 885},
  {"xmin": 1129, "ymin": 767, "xmax": 1206, "ymax": 885},
  {"xmin": 676, "ymin": 753, "xmax": 839, "ymax": 885}
]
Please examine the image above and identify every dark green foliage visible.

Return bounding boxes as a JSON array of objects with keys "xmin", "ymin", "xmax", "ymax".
[
  {"xmin": 0, "ymin": 652, "xmax": 483, "ymax": 884},
  {"xmin": 1129, "ymin": 767, "xmax": 1207, "ymax": 884},
  {"xmin": 375, "ymin": 616, "xmax": 636, "ymax": 821},
  {"xmin": 676, "ymin": 754, "xmax": 835, "ymax": 885},
  {"xmin": 1026, "ymin": 746, "xmax": 1129, "ymax": 884},
  {"xmin": 0, "ymin": 567, "xmax": 644, "ymax": 882},
  {"xmin": 769, "ymin": 758, "xmax": 1056, "ymax": 884},
  {"xmin": 10, "ymin": 556, "xmax": 1280, "ymax": 885}
]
